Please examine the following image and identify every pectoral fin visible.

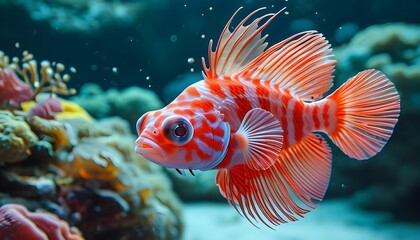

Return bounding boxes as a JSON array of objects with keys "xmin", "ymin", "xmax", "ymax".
[{"xmin": 234, "ymin": 108, "xmax": 283, "ymax": 170}]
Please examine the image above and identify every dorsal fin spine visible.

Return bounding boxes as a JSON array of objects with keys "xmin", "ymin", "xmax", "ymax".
[
  {"xmin": 223, "ymin": 17, "xmax": 267, "ymax": 74},
  {"xmin": 202, "ymin": 7, "xmax": 286, "ymax": 79},
  {"xmin": 223, "ymin": 12, "xmax": 279, "ymax": 75},
  {"xmin": 215, "ymin": 8, "xmax": 244, "ymax": 72},
  {"xmin": 232, "ymin": 36, "xmax": 268, "ymax": 76},
  {"xmin": 203, "ymin": 7, "xmax": 243, "ymax": 78}
]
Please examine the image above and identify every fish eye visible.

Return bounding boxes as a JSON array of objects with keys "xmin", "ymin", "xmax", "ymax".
[
  {"xmin": 174, "ymin": 124, "xmax": 187, "ymax": 137},
  {"xmin": 163, "ymin": 116, "xmax": 193, "ymax": 145}
]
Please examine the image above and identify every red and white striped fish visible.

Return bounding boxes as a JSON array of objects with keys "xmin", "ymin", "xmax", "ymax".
[{"xmin": 135, "ymin": 7, "xmax": 400, "ymax": 227}]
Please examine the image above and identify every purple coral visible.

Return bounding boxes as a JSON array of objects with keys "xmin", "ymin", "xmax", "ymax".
[
  {"xmin": 29, "ymin": 96, "xmax": 63, "ymax": 119},
  {"xmin": 0, "ymin": 68, "xmax": 33, "ymax": 106},
  {"xmin": 0, "ymin": 204, "xmax": 84, "ymax": 240}
]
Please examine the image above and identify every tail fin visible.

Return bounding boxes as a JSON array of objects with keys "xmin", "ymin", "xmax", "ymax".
[{"xmin": 326, "ymin": 70, "xmax": 400, "ymax": 160}]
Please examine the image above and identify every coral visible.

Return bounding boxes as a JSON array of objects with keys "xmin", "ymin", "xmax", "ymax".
[
  {"xmin": 27, "ymin": 97, "xmax": 63, "ymax": 120},
  {"xmin": 0, "ymin": 111, "xmax": 183, "ymax": 238},
  {"xmin": 334, "ymin": 23, "xmax": 420, "ymax": 113},
  {"xmin": 71, "ymin": 84, "xmax": 164, "ymax": 133},
  {"xmin": 0, "ymin": 111, "xmax": 38, "ymax": 164},
  {"xmin": 0, "ymin": 50, "xmax": 76, "ymax": 105},
  {"xmin": 26, "ymin": 116, "xmax": 76, "ymax": 152},
  {"xmin": 0, "ymin": 203, "xmax": 84, "ymax": 240},
  {"xmin": 56, "ymin": 117, "xmax": 183, "ymax": 239},
  {"xmin": 65, "ymin": 139, "xmax": 127, "ymax": 190},
  {"xmin": 0, "ymin": 112, "xmax": 183, "ymax": 239},
  {"xmin": 0, "ymin": 171, "xmax": 56, "ymax": 200},
  {"xmin": 57, "ymin": 99, "xmax": 94, "ymax": 122},
  {"xmin": 0, "ymin": 68, "xmax": 32, "ymax": 106},
  {"xmin": 21, "ymin": 97, "xmax": 94, "ymax": 122}
]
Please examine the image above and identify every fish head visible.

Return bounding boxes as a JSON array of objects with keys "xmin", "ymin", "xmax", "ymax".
[{"xmin": 135, "ymin": 109, "xmax": 230, "ymax": 170}]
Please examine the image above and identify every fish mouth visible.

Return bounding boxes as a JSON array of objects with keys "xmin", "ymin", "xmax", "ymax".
[{"xmin": 135, "ymin": 137, "xmax": 167, "ymax": 162}]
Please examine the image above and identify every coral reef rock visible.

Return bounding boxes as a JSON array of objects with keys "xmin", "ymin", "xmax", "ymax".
[{"xmin": 0, "ymin": 109, "xmax": 183, "ymax": 239}]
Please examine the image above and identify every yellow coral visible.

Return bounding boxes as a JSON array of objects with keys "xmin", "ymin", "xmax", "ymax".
[
  {"xmin": 20, "ymin": 100, "xmax": 36, "ymax": 112},
  {"xmin": 56, "ymin": 99, "xmax": 93, "ymax": 122},
  {"xmin": 21, "ymin": 98, "xmax": 93, "ymax": 122},
  {"xmin": 0, "ymin": 111, "xmax": 38, "ymax": 163}
]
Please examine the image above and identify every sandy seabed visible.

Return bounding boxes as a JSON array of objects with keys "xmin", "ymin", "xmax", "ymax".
[{"xmin": 183, "ymin": 200, "xmax": 420, "ymax": 240}]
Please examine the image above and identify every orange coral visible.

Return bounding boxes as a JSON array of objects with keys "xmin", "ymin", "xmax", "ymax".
[{"xmin": 26, "ymin": 116, "xmax": 76, "ymax": 151}]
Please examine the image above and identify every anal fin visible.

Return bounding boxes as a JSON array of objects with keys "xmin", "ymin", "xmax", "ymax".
[{"xmin": 216, "ymin": 133, "xmax": 332, "ymax": 227}]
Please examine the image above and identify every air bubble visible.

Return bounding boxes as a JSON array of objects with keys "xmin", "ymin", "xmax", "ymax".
[{"xmin": 170, "ymin": 35, "xmax": 178, "ymax": 42}]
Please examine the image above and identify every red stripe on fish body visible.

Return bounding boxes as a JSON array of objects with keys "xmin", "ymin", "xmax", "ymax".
[
  {"xmin": 161, "ymin": 78, "xmax": 339, "ymax": 171},
  {"xmin": 178, "ymin": 78, "xmax": 319, "ymax": 169}
]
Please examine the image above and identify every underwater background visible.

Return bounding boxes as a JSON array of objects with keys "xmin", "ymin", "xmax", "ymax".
[{"xmin": 0, "ymin": 0, "xmax": 419, "ymax": 239}]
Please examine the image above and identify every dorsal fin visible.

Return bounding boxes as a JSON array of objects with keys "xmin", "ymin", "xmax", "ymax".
[
  {"xmin": 237, "ymin": 31, "xmax": 336, "ymax": 101},
  {"xmin": 202, "ymin": 7, "xmax": 285, "ymax": 79}
]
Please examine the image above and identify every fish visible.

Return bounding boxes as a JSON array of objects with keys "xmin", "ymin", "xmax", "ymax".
[{"xmin": 134, "ymin": 7, "xmax": 400, "ymax": 228}]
